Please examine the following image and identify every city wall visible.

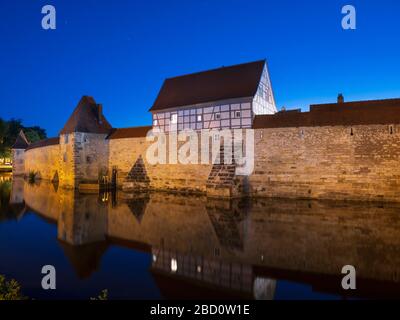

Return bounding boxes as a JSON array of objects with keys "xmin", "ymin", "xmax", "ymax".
[{"xmin": 21, "ymin": 123, "xmax": 400, "ymax": 202}]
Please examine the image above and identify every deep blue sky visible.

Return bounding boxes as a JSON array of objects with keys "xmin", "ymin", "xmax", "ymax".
[{"xmin": 1, "ymin": 0, "xmax": 399, "ymax": 136}]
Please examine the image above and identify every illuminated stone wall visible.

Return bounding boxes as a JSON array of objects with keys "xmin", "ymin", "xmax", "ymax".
[
  {"xmin": 72, "ymin": 132, "xmax": 109, "ymax": 184},
  {"xmin": 24, "ymin": 144, "xmax": 60, "ymax": 182},
  {"xmin": 24, "ymin": 133, "xmax": 109, "ymax": 189},
  {"xmin": 250, "ymin": 124, "xmax": 400, "ymax": 202},
  {"xmin": 108, "ymin": 137, "xmax": 213, "ymax": 194},
  {"xmin": 12, "ymin": 149, "xmax": 25, "ymax": 176},
  {"xmin": 20, "ymin": 123, "xmax": 400, "ymax": 202}
]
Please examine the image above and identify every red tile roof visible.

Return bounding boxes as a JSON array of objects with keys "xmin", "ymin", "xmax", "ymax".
[
  {"xmin": 26, "ymin": 137, "xmax": 60, "ymax": 151},
  {"xmin": 150, "ymin": 60, "xmax": 266, "ymax": 112},
  {"xmin": 310, "ymin": 98, "xmax": 400, "ymax": 112},
  {"xmin": 60, "ymin": 96, "xmax": 112, "ymax": 134},
  {"xmin": 12, "ymin": 130, "xmax": 29, "ymax": 149},
  {"xmin": 106, "ymin": 126, "xmax": 153, "ymax": 139},
  {"xmin": 253, "ymin": 98, "xmax": 400, "ymax": 128}
]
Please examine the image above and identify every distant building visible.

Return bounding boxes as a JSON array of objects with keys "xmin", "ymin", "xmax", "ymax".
[
  {"xmin": 11, "ymin": 130, "xmax": 29, "ymax": 175},
  {"xmin": 150, "ymin": 60, "xmax": 277, "ymax": 132}
]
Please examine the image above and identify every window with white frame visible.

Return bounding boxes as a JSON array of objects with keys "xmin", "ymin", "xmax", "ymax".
[{"xmin": 235, "ymin": 111, "xmax": 241, "ymax": 118}]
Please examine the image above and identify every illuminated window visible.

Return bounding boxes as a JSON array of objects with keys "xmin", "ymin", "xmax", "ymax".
[
  {"xmin": 171, "ymin": 258, "xmax": 177, "ymax": 273},
  {"xmin": 197, "ymin": 115, "xmax": 202, "ymax": 122},
  {"xmin": 171, "ymin": 114, "xmax": 177, "ymax": 124}
]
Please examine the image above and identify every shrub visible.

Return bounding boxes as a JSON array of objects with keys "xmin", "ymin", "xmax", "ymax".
[
  {"xmin": 0, "ymin": 275, "xmax": 27, "ymax": 300},
  {"xmin": 90, "ymin": 289, "xmax": 108, "ymax": 300}
]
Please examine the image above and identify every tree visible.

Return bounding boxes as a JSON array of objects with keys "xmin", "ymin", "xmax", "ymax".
[
  {"xmin": 0, "ymin": 118, "xmax": 6, "ymax": 144},
  {"xmin": 28, "ymin": 126, "xmax": 47, "ymax": 140},
  {"xmin": 0, "ymin": 119, "xmax": 47, "ymax": 158},
  {"xmin": 3, "ymin": 118, "xmax": 23, "ymax": 147},
  {"xmin": 24, "ymin": 129, "xmax": 41, "ymax": 144}
]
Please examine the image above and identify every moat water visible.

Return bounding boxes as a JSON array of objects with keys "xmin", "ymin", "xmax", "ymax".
[{"xmin": 1, "ymin": 173, "xmax": 400, "ymax": 300}]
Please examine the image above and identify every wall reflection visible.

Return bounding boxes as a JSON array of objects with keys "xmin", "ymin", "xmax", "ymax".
[{"xmin": 7, "ymin": 178, "xmax": 400, "ymax": 299}]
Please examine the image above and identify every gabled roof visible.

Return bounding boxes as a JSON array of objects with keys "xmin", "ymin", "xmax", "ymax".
[
  {"xmin": 12, "ymin": 130, "xmax": 29, "ymax": 149},
  {"xmin": 60, "ymin": 96, "xmax": 112, "ymax": 135},
  {"xmin": 150, "ymin": 60, "xmax": 266, "ymax": 112}
]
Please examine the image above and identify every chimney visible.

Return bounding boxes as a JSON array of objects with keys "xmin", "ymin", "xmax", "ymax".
[
  {"xmin": 97, "ymin": 104, "xmax": 103, "ymax": 123},
  {"xmin": 337, "ymin": 93, "xmax": 344, "ymax": 104}
]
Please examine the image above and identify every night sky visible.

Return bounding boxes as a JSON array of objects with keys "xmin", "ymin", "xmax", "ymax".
[{"xmin": 1, "ymin": 0, "xmax": 399, "ymax": 137}]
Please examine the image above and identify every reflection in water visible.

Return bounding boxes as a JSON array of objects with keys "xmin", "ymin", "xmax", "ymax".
[{"xmin": 2, "ymin": 177, "xmax": 400, "ymax": 299}]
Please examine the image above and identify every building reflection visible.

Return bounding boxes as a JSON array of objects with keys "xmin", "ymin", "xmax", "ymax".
[{"xmin": 8, "ymin": 179, "xmax": 400, "ymax": 299}]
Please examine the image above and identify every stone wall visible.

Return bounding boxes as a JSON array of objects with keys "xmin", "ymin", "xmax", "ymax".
[
  {"xmin": 12, "ymin": 149, "xmax": 25, "ymax": 176},
  {"xmin": 20, "ymin": 123, "xmax": 400, "ymax": 202},
  {"xmin": 250, "ymin": 124, "xmax": 400, "ymax": 202},
  {"xmin": 73, "ymin": 133, "xmax": 109, "ymax": 184},
  {"xmin": 109, "ymin": 137, "xmax": 213, "ymax": 194},
  {"xmin": 24, "ymin": 144, "xmax": 60, "ymax": 182}
]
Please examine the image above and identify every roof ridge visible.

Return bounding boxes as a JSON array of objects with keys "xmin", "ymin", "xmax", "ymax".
[
  {"xmin": 165, "ymin": 59, "xmax": 266, "ymax": 81},
  {"xmin": 12, "ymin": 129, "xmax": 30, "ymax": 149},
  {"xmin": 311, "ymin": 97, "xmax": 400, "ymax": 106},
  {"xmin": 60, "ymin": 96, "xmax": 113, "ymax": 135}
]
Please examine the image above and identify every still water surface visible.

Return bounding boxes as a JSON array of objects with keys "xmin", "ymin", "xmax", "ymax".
[{"xmin": 1, "ymin": 174, "xmax": 400, "ymax": 299}]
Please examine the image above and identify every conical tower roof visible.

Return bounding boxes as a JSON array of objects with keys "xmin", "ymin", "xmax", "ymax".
[
  {"xmin": 12, "ymin": 130, "xmax": 29, "ymax": 149},
  {"xmin": 60, "ymin": 96, "xmax": 112, "ymax": 135}
]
